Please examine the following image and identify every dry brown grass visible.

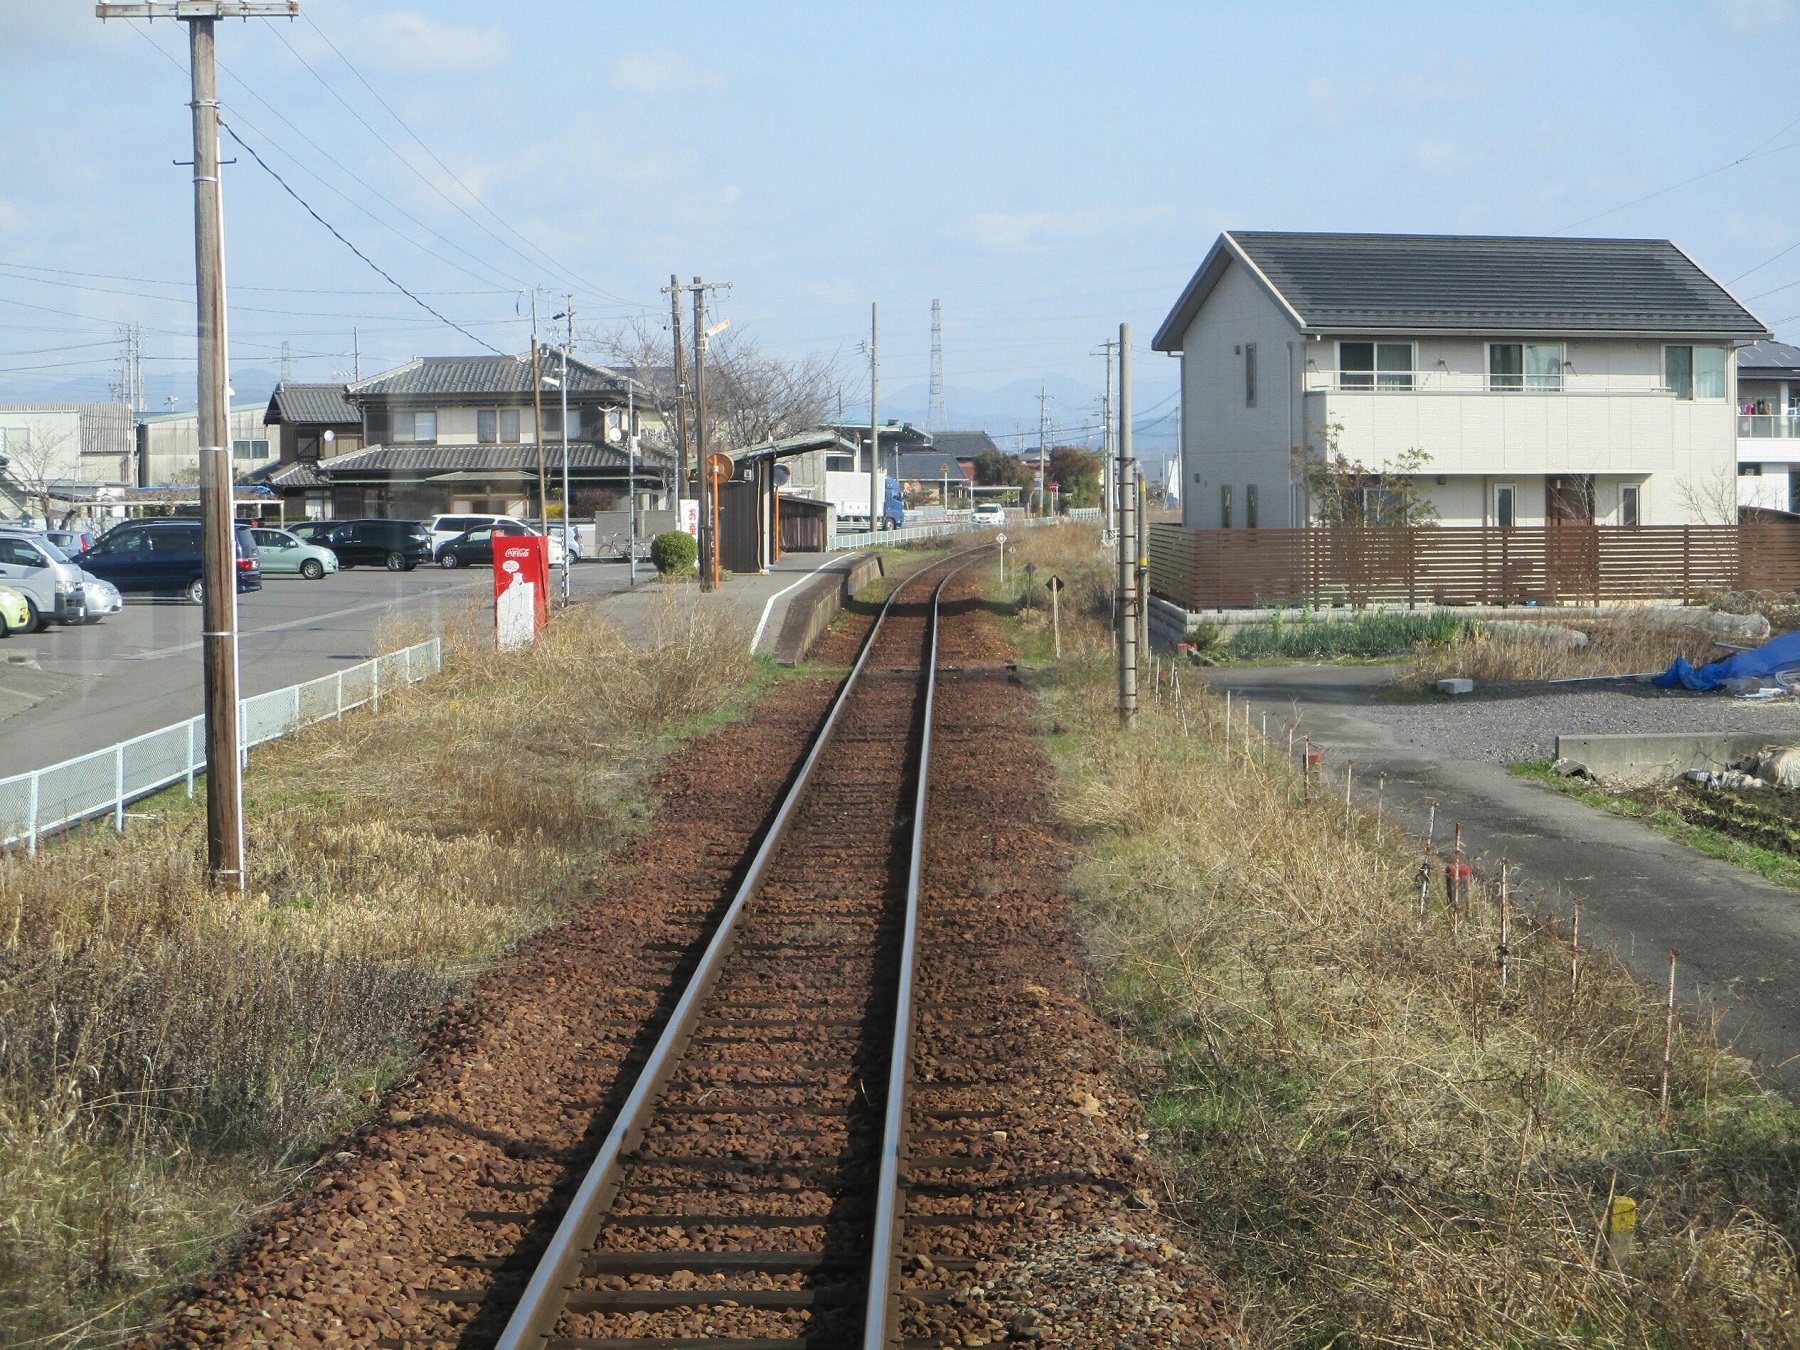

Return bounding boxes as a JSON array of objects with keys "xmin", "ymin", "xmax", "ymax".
[
  {"xmin": 1019, "ymin": 551, "xmax": 1800, "ymax": 1347},
  {"xmin": 0, "ymin": 593, "xmax": 756, "ymax": 1346},
  {"xmin": 1405, "ymin": 609, "xmax": 1730, "ymax": 687}
]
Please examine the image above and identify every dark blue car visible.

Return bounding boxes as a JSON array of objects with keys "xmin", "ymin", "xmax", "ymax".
[{"xmin": 79, "ymin": 519, "xmax": 263, "ymax": 604}]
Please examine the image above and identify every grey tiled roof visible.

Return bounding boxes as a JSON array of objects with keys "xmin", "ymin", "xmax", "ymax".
[
  {"xmin": 310, "ymin": 442, "xmax": 631, "ymax": 476},
  {"xmin": 1155, "ymin": 231, "xmax": 1773, "ymax": 349},
  {"xmin": 1739, "ymin": 339, "xmax": 1800, "ymax": 378},
  {"xmin": 896, "ymin": 450, "xmax": 970, "ymax": 481},
  {"xmin": 266, "ymin": 383, "xmax": 359, "ymax": 426},
  {"xmin": 925, "ymin": 430, "xmax": 998, "ymax": 460},
  {"xmin": 348, "ymin": 354, "xmax": 632, "ymax": 400},
  {"xmin": 262, "ymin": 461, "xmax": 328, "ymax": 489}
]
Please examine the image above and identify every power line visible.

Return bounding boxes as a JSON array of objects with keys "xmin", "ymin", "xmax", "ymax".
[
  {"xmin": 1555, "ymin": 124, "xmax": 1800, "ymax": 234},
  {"xmin": 220, "ymin": 120, "xmax": 505, "ymax": 354}
]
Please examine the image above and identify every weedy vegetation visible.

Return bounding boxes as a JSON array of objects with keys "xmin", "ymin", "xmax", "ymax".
[
  {"xmin": 1004, "ymin": 524, "xmax": 1800, "ymax": 1348},
  {"xmin": 0, "ymin": 593, "xmax": 757, "ymax": 1346}
]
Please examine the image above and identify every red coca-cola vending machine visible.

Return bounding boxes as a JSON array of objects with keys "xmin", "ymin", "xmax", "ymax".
[{"xmin": 493, "ymin": 534, "xmax": 549, "ymax": 650}]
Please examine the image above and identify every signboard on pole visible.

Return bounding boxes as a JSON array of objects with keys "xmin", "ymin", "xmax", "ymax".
[
  {"xmin": 680, "ymin": 498, "xmax": 700, "ymax": 539},
  {"xmin": 494, "ymin": 534, "xmax": 549, "ymax": 650}
]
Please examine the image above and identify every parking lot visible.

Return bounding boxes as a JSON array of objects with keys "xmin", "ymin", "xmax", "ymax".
[{"xmin": 0, "ymin": 561, "xmax": 634, "ymax": 777}]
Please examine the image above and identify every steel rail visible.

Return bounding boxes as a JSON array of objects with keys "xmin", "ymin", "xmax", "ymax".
[
  {"xmin": 494, "ymin": 549, "xmax": 978, "ymax": 1350},
  {"xmin": 861, "ymin": 555, "xmax": 976, "ymax": 1349}
]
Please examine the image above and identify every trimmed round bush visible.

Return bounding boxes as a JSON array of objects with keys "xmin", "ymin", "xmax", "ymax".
[{"xmin": 650, "ymin": 529, "xmax": 698, "ymax": 576}]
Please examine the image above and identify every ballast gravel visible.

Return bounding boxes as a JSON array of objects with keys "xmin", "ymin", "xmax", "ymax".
[{"xmin": 1356, "ymin": 684, "xmax": 1800, "ymax": 767}]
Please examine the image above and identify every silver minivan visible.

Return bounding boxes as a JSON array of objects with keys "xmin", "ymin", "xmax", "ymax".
[{"xmin": 0, "ymin": 530, "xmax": 86, "ymax": 630}]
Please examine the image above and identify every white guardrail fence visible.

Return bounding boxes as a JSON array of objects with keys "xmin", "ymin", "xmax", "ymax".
[
  {"xmin": 0, "ymin": 636, "xmax": 442, "ymax": 854},
  {"xmin": 831, "ymin": 514, "xmax": 1074, "ymax": 551}
]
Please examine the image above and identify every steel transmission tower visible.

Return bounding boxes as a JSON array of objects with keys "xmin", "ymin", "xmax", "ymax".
[{"xmin": 927, "ymin": 298, "xmax": 946, "ymax": 431}]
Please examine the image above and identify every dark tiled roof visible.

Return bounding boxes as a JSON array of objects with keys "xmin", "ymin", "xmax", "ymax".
[
  {"xmin": 348, "ymin": 354, "xmax": 632, "ymax": 400},
  {"xmin": 266, "ymin": 383, "xmax": 359, "ymax": 426},
  {"xmin": 896, "ymin": 450, "xmax": 970, "ymax": 481},
  {"xmin": 1155, "ymin": 231, "xmax": 1772, "ymax": 349},
  {"xmin": 926, "ymin": 430, "xmax": 998, "ymax": 460},
  {"xmin": 1740, "ymin": 339, "xmax": 1800, "ymax": 378},
  {"xmin": 310, "ymin": 442, "xmax": 631, "ymax": 476},
  {"xmin": 262, "ymin": 461, "xmax": 328, "ymax": 489}
]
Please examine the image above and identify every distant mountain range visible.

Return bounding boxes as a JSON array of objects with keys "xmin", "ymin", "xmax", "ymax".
[
  {"xmin": 0, "ymin": 367, "xmax": 281, "ymax": 412},
  {"xmin": 855, "ymin": 371, "xmax": 1179, "ymax": 453}
]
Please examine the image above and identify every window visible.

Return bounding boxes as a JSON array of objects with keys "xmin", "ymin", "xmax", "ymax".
[
  {"xmin": 1488, "ymin": 343, "xmax": 1563, "ymax": 391},
  {"xmin": 1494, "ymin": 483, "xmax": 1516, "ymax": 529},
  {"xmin": 1339, "ymin": 341, "xmax": 1414, "ymax": 390},
  {"xmin": 391, "ymin": 411, "xmax": 438, "ymax": 444},
  {"xmin": 1620, "ymin": 483, "xmax": 1641, "ymax": 527},
  {"xmin": 826, "ymin": 454, "xmax": 855, "ymax": 472},
  {"xmin": 231, "ymin": 438, "xmax": 269, "ymax": 460},
  {"xmin": 0, "ymin": 538, "xmax": 44, "ymax": 568},
  {"xmin": 1245, "ymin": 483, "xmax": 1259, "ymax": 528},
  {"xmin": 1740, "ymin": 463, "xmax": 1763, "ymax": 476},
  {"xmin": 542, "ymin": 405, "xmax": 564, "ymax": 438},
  {"xmin": 478, "ymin": 409, "xmax": 497, "ymax": 444},
  {"xmin": 1220, "ymin": 484, "xmax": 1234, "ymax": 528},
  {"xmin": 1244, "ymin": 342, "xmax": 1257, "ymax": 407},
  {"xmin": 499, "ymin": 409, "xmax": 521, "ymax": 443},
  {"xmin": 1664, "ymin": 346, "xmax": 1724, "ymax": 399}
]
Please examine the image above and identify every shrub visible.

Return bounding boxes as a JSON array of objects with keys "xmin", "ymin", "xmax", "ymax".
[
  {"xmin": 1228, "ymin": 608, "xmax": 1470, "ymax": 659},
  {"xmin": 650, "ymin": 530, "xmax": 697, "ymax": 576}
]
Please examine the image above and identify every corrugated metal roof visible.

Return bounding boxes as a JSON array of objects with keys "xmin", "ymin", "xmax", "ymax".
[
  {"xmin": 1154, "ymin": 231, "xmax": 1773, "ymax": 350},
  {"xmin": 266, "ymin": 382, "xmax": 359, "ymax": 426},
  {"xmin": 1739, "ymin": 339, "xmax": 1800, "ymax": 378},
  {"xmin": 347, "ymin": 353, "xmax": 633, "ymax": 400}
]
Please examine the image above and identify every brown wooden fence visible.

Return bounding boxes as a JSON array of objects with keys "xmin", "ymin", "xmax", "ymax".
[{"xmin": 1147, "ymin": 523, "xmax": 1800, "ymax": 610}]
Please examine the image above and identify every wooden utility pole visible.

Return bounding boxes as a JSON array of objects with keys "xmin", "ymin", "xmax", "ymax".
[
  {"xmin": 99, "ymin": 1, "xmax": 300, "ymax": 889},
  {"xmin": 1118, "ymin": 322, "xmax": 1138, "ymax": 725},
  {"xmin": 1037, "ymin": 385, "xmax": 1049, "ymax": 517},
  {"xmin": 665, "ymin": 275, "xmax": 690, "ymax": 501}
]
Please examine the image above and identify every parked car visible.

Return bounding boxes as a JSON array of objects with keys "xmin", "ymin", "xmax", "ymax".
[
  {"xmin": 0, "ymin": 584, "xmax": 30, "ymax": 636},
  {"xmin": 290, "ymin": 518, "xmax": 430, "ymax": 571},
  {"xmin": 426, "ymin": 513, "xmax": 574, "ymax": 565},
  {"xmin": 78, "ymin": 519, "xmax": 262, "ymax": 603},
  {"xmin": 436, "ymin": 521, "xmax": 540, "ymax": 569},
  {"xmin": 251, "ymin": 527, "xmax": 339, "ymax": 580},
  {"xmin": 973, "ymin": 502, "xmax": 1006, "ymax": 527},
  {"xmin": 0, "ymin": 529, "xmax": 87, "ymax": 629},
  {"xmin": 41, "ymin": 528, "xmax": 98, "ymax": 556},
  {"xmin": 77, "ymin": 574, "xmax": 122, "ymax": 623}
]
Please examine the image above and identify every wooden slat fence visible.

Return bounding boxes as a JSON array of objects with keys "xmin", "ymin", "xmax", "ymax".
[{"xmin": 1148, "ymin": 523, "xmax": 1800, "ymax": 610}]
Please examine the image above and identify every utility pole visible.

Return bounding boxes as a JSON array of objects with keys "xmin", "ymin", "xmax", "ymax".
[
  {"xmin": 1117, "ymin": 322, "xmax": 1137, "ymax": 726},
  {"xmin": 529, "ymin": 290, "xmax": 547, "ymax": 538},
  {"xmin": 664, "ymin": 275, "xmax": 691, "ymax": 504},
  {"xmin": 559, "ymin": 297, "xmax": 573, "ymax": 604},
  {"xmin": 1037, "ymin": 386, "xmax": 1050, "ymax": 517},
  {"xmin": 352, "ymin": 327, "xmax": 361, "ymax": 382},
  {"xmin": 626, "ymin": 377, "xmax": 638, "ymax": 587},
  {"xmin": 99, "ymin": 0, "xmax": 299, "ymax": 890},
  {"xmin": 868, "ymin": 302, "xmax": 880, "ymax": 534},
  {"xmin": 690, "ymin": 279, "xmax": 732, "ymax": 589},
  {"xmin": 928, "ymin": 297, "xmax": 946, "ymax": 432},
  {"xmin": 1096, "ymin": 338, "xmax": 1118, "ymax": 544}
]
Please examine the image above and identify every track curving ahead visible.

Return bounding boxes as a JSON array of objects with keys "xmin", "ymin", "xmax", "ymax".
[{"xmin": 494, "ymin": 549, "xmax": 977, "ymax": 1350}]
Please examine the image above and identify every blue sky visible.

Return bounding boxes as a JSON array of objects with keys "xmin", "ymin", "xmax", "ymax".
[{"xmin": 2, "ymin": 0, "xmax": 1798, "ymax": 446}]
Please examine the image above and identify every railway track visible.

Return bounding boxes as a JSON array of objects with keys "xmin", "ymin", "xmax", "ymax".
[{"xmin": 488, "ymin": 550, "xmax": 975, "ymax": 1350}]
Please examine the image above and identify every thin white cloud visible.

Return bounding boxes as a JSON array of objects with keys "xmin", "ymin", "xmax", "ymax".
[
  {"xmin": 0, "ymin": 200, "xmax": 26, "ymax": 238},
  {"xmin": 609, "ymin": 49, "xmax": 726, "ymax": 95},
  {"xmin": 360, "ymin": 10, "xmax": 511, "ymax": 74},
  {"xmin": 956, "ymin": 206, "xmax": 1177, "ymax": 255},
  {"xmin": 1415, "ymin": 139, "xmax": 1482, "ymax": 173},
  {"xmin": 1717, "ymin": 0, "xmax": 1790, "ymax": 31}
]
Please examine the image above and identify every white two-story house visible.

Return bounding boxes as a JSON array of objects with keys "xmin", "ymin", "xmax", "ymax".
[
  {"xmin": 1735, "ymin": 339, "xmax": 1800, "ymax": 515},
  {"xmin": 1153, "ymin": 231, "xmax": 1772, "ymax": 529}
]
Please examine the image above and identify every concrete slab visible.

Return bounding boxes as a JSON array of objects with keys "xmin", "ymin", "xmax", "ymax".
[
  {"xmin": 1555, "ymin": 731, "xmax": 1793, "ymax": 786},
  {"xmin": 1208, "ymin": 663, "xmax": 1800, "ymax": 1093}
]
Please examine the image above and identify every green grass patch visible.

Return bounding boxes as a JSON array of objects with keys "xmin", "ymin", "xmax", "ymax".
[{"xmin": 1224, "ymin": 608, "xmax": 1472, "ymax": 660}]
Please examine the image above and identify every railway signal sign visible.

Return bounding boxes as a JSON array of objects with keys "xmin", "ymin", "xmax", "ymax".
[{"xmin": 1049, "ymin": 573, "xmax": 1065, "ymax": 658}]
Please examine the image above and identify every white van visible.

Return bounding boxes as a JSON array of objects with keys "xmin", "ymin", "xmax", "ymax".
[{"xmin": 0, "ymin": 529, "xmax": 86, "ymax": 629}]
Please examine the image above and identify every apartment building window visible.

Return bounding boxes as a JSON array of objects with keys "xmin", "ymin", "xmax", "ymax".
[
  {"xmin": 1339, "ymin": 341, "xmax": 1413, "ymax": 390},
  {"xmin": 1494, "ymin": 483, "xmax": 1516, "ymax": 528},
  {"xmin": 1488, "ymin": 343, "xmax": 1563, "ymax": 391},
  {"xmin": 1664, "ymin": 345, "xmax": 1726, "ymax": 399},
  {"xmin": 1245, "ymin": 483, "xmax": 1259, "ymax": 528},
  {"xmin": 499, "ymin": 409, "xmax": 521, "ymax": 443},
  {"xmin": 1220, "ymin": 484, "xmax": 1233, "ymax": 528},
  {"xmin": 478, "ymin": 409, "xmax": 497, "ymax": 444},
  {"xmin": 391, "ymin": 410, "xmax": 437, "ymax": 444},
  {"xmin": 1244, "ymin": 342, "xmax": 1257, "ymax": 407},
  {"xmin": 1620, "ymin": 483, "xmax": 1641, "ymax": 527}
]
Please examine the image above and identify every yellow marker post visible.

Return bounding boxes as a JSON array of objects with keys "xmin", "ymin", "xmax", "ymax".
[{"xmin": 1606, "ymin": 1195, "xmax": 1637, "ymax": 1273}]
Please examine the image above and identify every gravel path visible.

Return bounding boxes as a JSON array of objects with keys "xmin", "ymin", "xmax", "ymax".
[{"xmin": 1359, "ymin": 684, "xmax": 1800, "ymax": 766}]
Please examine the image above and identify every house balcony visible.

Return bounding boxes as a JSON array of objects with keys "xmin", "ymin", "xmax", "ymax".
[{"xmin": 1738, "ymin": 413, "xmax": 1800, "ymax": 438}]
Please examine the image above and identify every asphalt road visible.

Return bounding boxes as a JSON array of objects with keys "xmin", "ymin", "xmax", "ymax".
[
  {"xmin": 1209, "ymin": 664, "xmax": 1800, "ymax": 1092},
  {"xmin": 0, "ymin": 562, "xmax": 634, "ymax": 777}
]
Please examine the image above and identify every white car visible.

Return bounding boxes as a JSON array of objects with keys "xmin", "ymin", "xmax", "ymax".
[
  {"xmin": 77, "ymin": 573, "xmax": 122, "ymax": 623},
  {"xmin": 973, "ymin": 503, "xmax": 1006, "ymax": 527},
  {"xmin": 425, "ymin": 513, "xmax": 578, "ymax": 565}
]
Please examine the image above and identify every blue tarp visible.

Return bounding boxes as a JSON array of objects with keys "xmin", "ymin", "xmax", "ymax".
[{"xmin": 1652, "ymin": 628, "xmax": 1800, "ymax": 691}]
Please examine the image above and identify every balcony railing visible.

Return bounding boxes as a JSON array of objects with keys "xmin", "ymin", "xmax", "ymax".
[
  {"xmin": 1738, "ymin": 413, "xmax": 1800, "ymax": 439},
  {"xmin": 1305, "ymin": 370, "xmax": 1675, "ymax": 396}
]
